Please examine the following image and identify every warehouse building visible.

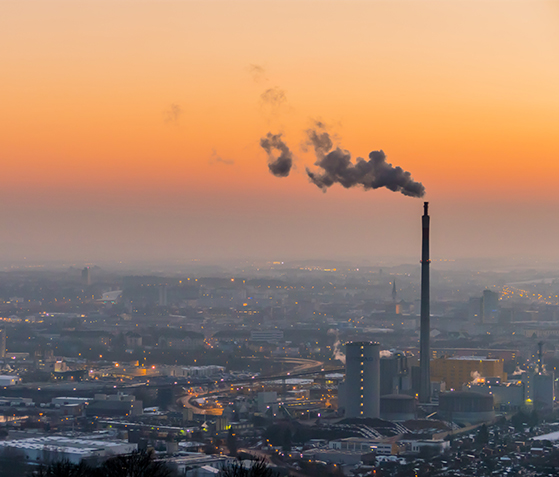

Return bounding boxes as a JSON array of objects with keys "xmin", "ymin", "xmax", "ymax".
[{"xmin": 0, "ymin": 436, "xmax": 136, "ymax": 464}]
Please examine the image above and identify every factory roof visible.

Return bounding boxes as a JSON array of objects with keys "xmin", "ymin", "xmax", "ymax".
[
  {"xmin": 200, "ymin": 467, "xmax": 220, "ymax": 474},
  {"xmin": 162, "ymin": 454, "xmax": 233, "ymax": 465},
  {"xmin": 0, "ymin": 436, "xmax": 133, "ymax": 455},
  {"xmin": 533, "ymin": 431, "xmax": 559, "ymax": 441}
]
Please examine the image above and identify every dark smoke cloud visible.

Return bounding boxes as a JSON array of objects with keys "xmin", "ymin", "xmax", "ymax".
[
  {"xmin": 305, "ymin": 128, "xmax": 425, "ymax": 197},
  {"xmin": 305, "ymin": 121, "xmax": 333, "ymax": 158},
  {"xmin": 260, "ymin": 87, "xmax": 287, "ymax": 108},
  {"xmin": 260, "ymin": 133, "xmax": 293, "ymax": 177}
]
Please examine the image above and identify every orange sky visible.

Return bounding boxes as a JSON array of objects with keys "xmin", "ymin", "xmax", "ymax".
[{"xmin": 1, "ymin": 1, "xmax": 558, "ymax": 264}]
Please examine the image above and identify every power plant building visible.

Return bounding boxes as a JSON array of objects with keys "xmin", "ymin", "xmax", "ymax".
[
  {"xmin": 431, "ymin": 356, "xmax": 505, "ymax": 391},
  {"xmin": 344, "ymin": 341, "xmax": 380, "ymax": 418},
  {"xmin": 438, "ymin": 391, "xmax": 495, "ymax": 424},
  {"xmin": 464, "ymin": 377, "xmax": 525, "ymax": 411},
  {"xmin": 533, "ymin": 373, "xmax": 554, "ymax": 410},
  {"xmin": 380, "ymin": 394, "xmax": 416, "ymax": 421},
  {"xmin": 380, "ymin": 352, "xmax": 410, "ymax": 396}
]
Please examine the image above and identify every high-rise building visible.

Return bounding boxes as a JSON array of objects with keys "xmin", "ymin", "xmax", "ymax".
[
  {"xmin": 481, "ymin": 289, "xmax": 500, "ymax": 323},
  {"xmin": 81, "ymin": 267, "xmax": 91, "ymax": 286},
  {"xmin": 344, "ymin": 341, "xmax": 380, "ymax": 418}
]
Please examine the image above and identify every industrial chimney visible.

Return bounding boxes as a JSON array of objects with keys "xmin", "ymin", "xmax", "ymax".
[
  {"xmin": 537, "ymin": 341, "xmax": 544, "ymax": 374},
  {"xmin": 419, "ymin": 202, "xmax": 431, "ymax": 403}
]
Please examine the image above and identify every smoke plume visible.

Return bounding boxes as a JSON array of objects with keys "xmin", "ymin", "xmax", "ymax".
[
  {"xmin": 260, "ymin": 87, "xmax": 287, "ymax": 108},
  {"xmin": 164, "ymin": 103, "xmax": 182, "ymax": 124},
  {"xmin": 328, "ymin": 329, "xmax": 346, "ymax": 364},
  {"xmin": 305, "ymin": 122, "xmax": 333, "ymax": 158},
  {"xmin": 305, "ymin": 127, "xmax": 425, "ymax": 197},
  {"xmin": 260, "ymin": 133, "xmax": 293, "ymax": 177},
  {"xmin": 512, "ymin": 366, "xmax": 526, "ymax": 376},
  {"xmin": 470, "ymin": 370, "xmax": 482, "ymax": 383},
  {"xmin": 248, "ymin": 64, "xmax": 267, "ymax": 83},
  {"xmin": 209, "ymin": 149, "xmax": 234, "ymax": 166}
]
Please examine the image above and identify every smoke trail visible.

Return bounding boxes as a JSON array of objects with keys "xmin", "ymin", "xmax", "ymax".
[
  {"xmin": 260, "ymin": 87, "xmax": 287, "ymax": 108},
  {"xmin": 305, "ymin": 122, "xmax": 333, "ymax": 159},
  {"xmin": 305, "ymin": 127, "xmax": 425, "ymax": 198},
  {"xmin": 328, "ymin": 329, "xmax": 346, "ymax": 364},
  {"xmin": 512, "ymin": 366, "xmax": 527, "ymax": 376},
  {"xmin": 248, "ymin": 64, "xmax": 267, "ymax": 83},
  {"xmin": 164, "ymin": 103, "xmax": 182, "ymax": 124},
  {"xmin": 209, "ymin": 149, "xmax": 234, "ymax": 166},
  {"xmin": 260, "ymin": 133, "xmax": 293, "ymax": 177},
  {"xmin": 470, "ymin": 370, "xmax": 482, "ymax": 383}
]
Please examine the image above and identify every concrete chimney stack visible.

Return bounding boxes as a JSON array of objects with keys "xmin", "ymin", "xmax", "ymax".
[{"xmin": 419, "ymin": 202, "xmax": 431, "ymax": 403}]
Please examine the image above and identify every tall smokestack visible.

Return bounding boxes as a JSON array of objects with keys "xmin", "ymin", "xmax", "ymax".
[{"xmin": 419, "ymin": 202, "xmax": 431, "ymax": 403}]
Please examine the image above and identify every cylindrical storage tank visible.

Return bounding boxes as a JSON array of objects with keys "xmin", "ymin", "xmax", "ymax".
[
  {"xmin": 380, "ymin": 394, "xmax": 416, "ymax": 421},
  {"xmin": 345, "ymin": 342, "xmax": 380, "ymax": 418},
  {"xmin": 439, "ymin": 391, "xmax": 494, "ymax": 424}
]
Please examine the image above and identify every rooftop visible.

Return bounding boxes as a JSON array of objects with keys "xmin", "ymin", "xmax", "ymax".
[{"xmin": 0, "ymin": 436, "xmax": 133, "ymax": 455}]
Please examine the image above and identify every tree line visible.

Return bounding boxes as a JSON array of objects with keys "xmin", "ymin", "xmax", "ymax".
[{"xmin": 0, "ymin": 449, "xmax": 278, "ymax": 477}]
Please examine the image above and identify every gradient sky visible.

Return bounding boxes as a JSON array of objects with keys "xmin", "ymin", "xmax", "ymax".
[{"xmin": 1, "ymin": 1, "xmax": 558, "ymax": 265}]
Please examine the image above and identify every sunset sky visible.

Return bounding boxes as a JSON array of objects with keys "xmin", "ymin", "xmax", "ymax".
[{"xmin": 1, "ymin": 1, "xmax": 558, "ymax": 265}]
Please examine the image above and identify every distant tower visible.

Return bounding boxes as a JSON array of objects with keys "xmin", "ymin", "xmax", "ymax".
[
  {"xmin": 344, "ymin": 341, "xmax": 380, "ymax": 418},
  {"xmin": 0, "ymin": 329, "xmax": 5, "ymax": 358},
  {"xmin": 392, "ymin": 280, "xmax": 397, "ymax": 303},
  {"xmin": 159, "ymin": 285, "xmax": 168, "ymax": 307},
  {"xmin": 81, "ymin": 267, "xmax": 91, "ymax": 286},
  {"xmin": 533, "ymin": 341, "xmax": 555, "ymax": 409},
  {"xmin": 419, "ymin": 202, "xmax": 431, "ymax": 403},
  {"xmin": 481, "ymin": 289, "xmax": 500, "ymax": 323}
]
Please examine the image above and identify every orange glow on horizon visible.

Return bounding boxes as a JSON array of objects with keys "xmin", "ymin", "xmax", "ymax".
[{"xmin": 1, "ymin": 1, "xmax": 558, "ymax": 261}]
